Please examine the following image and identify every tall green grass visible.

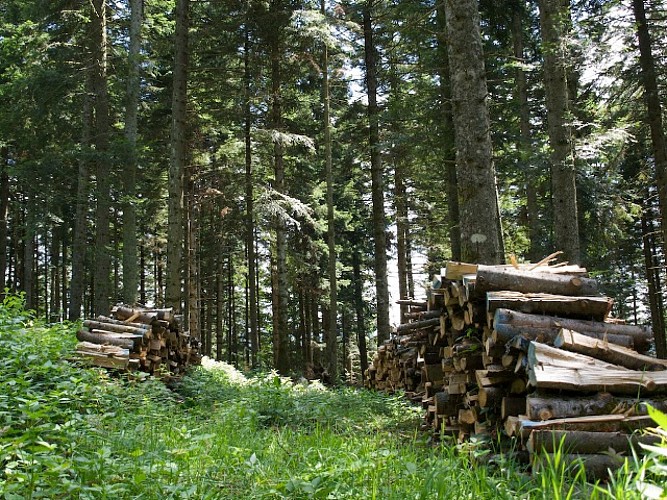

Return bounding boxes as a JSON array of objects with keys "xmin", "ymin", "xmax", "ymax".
[{"xmin": 0, "ymin": 295, "xmax": 664, "ymax": 498}]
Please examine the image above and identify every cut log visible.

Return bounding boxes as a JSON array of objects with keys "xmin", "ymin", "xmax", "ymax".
[
  {"xmin": 527, "ymin": 429, "xmax": 660, "ymax": 455},
  {"xmin": 476, "ymin": 267, "xmax": 599, "ymax": 296},
  {"xmin": 531, "ymin": 453, "xmax": 624, "ymax": 482},
  {"xmin": 475, "ymin": 369, "xmax": 516, "ymax": 387},
  {"xmin": 396, "ymin": 317, "xmax": 440, "ymax": 333},
  {"xmin": 76, "ymin": 329, "xmax": 142, "ymax": 350},
  {"xmin": 526, "ymin": 392, "xmax": 621, "ymax": 421},
  {"xmin": 403, "ymin": 310, "xmax": 441, "ymax": 321},
  {"xmin": 501, "ymin": 396, "xmax": 526, "ymax": 419},
  {"xmin": 444, "ymin": 261, "xmax": 588, "ymax": 281},
  {"xmin": 493, "ymin": 309, "xmax": 652, "ymax": 353},
  {"xmin": 458, "ymin": 407, "xmax": 477, "ymax": 424},
  {"xmin": 395, "ymin": 299, "xmax": 427, "ymax": 309},
  {"xmin": 83, "ymin": 319, "xmax": 150, "ymax": 336},
  {"xmin": 486, "ymin": 291, "xmax": 612, "ymax": 321},
  {"xmin": 76, "ymin": 341, "xmax": 129, "ymax": 357},
  {"xmin": 478, "ymin": 387, "xmax": 503, "ymax": 408},
  {"xmin": 76, "ymin": 351, "xmax": 129, "ymax": 369},
  {"xmin": 527, "ymin": 342, "xmax": 629, "ymax": 372},
  {"xmin": 527, "ymin": 361, "xmax": 667, "ymax": 395},
  {"xmin": 555, "ymin": 328, "xmax": 667, "ymax": 371},
  {"xmin": 94, "ymin": 315, "xmax": 153, "ymax": 329},
  {"xmin": 517, "ymin": 414, "xmax": 648, "ymax": 438}
]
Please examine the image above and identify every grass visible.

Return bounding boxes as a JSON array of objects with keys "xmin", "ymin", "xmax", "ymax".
[{"xmin": 1, "ymin": 295, "xmax": 666, "ymax": 498}]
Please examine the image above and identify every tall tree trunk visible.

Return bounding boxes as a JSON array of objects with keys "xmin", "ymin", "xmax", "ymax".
[
  {"xmin": 641, "ymin": 199, "xmax": 666, "ymax": 358},
  {"xmin": 69, "ymin": 70, "xmax": 94, "ymax": 320},
  {"xmin": 166, "ymin": 0, "xmax": 189, "ymax": 312},
  {"xmin": 444, "ymin": 0, "xmax": 504, "ymax": 265},
  {"xmin": 186, "ymin": 175, "xmax": 200, "ymax": 342},
  {"xmin": 353, "ymin": 247, "xmax": 368, "ymax": 381},
  {"xmin": 23, "ymin": 191, "xmax": 35, "ymax": 311},
  {"xmin": 91, "ymin": 0, "xmax": 112, "ymax": 316},
  {"xmin": 244, "ymin": 21, "xmax": 259, "ymax": 368},
  {"xmin": 388, "ymin": 53, "xmax": 408, "ymax": 323},
  {"xmin": 538, "ymin": 0, "xmax": 580, "ymax": 265},
  {"xmin": 632, "ymin": 0, "xmax": 667, "ymax": 267},
  {"xmin": 61, "ymin": 226, "xmax": 68, "ymax": 316},
  {"xmin": 50, "ymin": 226, "xmax": 60, "ymax": 321},
  {"xmin": 322, "ymin": 0, "xmax": 338, "ymax": 382},
  {"xmin": 269, "ymin": 0, "xmax": 290, "ymax": 374},
  {"xmin": 363, "ymin": 1, "xmax": 390, "ymax": 344},
  {"xmin": 216, "ymin": 263, "xmax": 224, "ymax": 361},
  {"xmin": 511, "ymin": 6, "xmax": 541, "ymax": 262},
  {"xmin": 229, "ymin": 254, "xmax": 237, "ymax": 365},
  {"xmin": 395, "ymin": 159, "xmax": 408, "ymax": 324},
  {"xmin": 139, "ymin": 231, "xmax": 146, "ymax": 304},
  {"xmin": 122, "ymin": 0, "xmax": 142, "ymax": 305},
  {"xmin": 436, "ymin": 1, "xmax": 461, "ymax": 261},
  {"xmin": 0, "ymin": 147, "xmax": 9, "ymax": 291}
]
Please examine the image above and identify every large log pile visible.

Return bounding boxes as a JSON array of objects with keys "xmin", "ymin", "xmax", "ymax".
[
  {"xmin": 75, "ymin": 304, "xmax": 200, "ymax": 375},
  {"xmin": 366, "ymin": 259, "xmax": 664, "ymax": 478}
]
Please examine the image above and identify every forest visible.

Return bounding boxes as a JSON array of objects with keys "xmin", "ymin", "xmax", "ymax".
[{"xmin": 2, "ymin": 0, "xmax": 667, "ymax": 384}]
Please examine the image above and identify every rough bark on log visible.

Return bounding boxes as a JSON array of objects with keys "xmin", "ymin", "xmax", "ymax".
[
  {"xmin": 555, "ymin": 328, "xmax": 667, "ymax": 371},
  {"xmin": 76, "ymin": 329, "xmax": 140, "ymax": 349},
  {"xmin": 444, "ymin": 262, "xmax": 588, "ymax": 281},
  {"xmin": 478, "ymin": 386, "xmax": 503, "ymax": 407},
  {"xmin": 527, "ymin": 429, "xmax": 660, "ymax": 455},
  {"xmin": 517, "ymin": 414, "xmax": 652, "ymax": 438},
  {"xmin": 486, "ymin": 291, "xmax": 612, "ymax": 321},
  {"xmin": 404, "ymin": 310, "xmax": 441, "ymax": 321},
  {"xmin": 75, "ymin": 350, "xmax": 130, "ymax": 369},
  {"xmin": 493, "ymin": 309, "xmax": 652, "ymax": 353},
  {"xmin": 396, "ymin": 317, "xmax": 440, "ymax": 333},
  {"xmin": 526, "ymin": 392, "xmax": 622, "ymax": 421},
  {"xmin": 532, "ymin": 453, "xmax": 624, "ymax": 482},
  {"xmin": 112, "ymin": 305, "xmax": 160, "ymax": 324},
  {"xmin": 476, "ymin": 267, "xmax": 599, "ymax": 296},
  {"xmin": 83, "ymin": 319, "xmax": 150, "ymax": 336},
  {"xmin": 501, "ymin": 396, "xmax": 526, "ymax": 419},
  {"xmin": 395, "ymin": 299, "xmax": 427, "ymax": 309}
]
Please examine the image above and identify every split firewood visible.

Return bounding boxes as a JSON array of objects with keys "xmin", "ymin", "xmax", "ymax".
[{"xmin": 555, "ymin": 328, "xmax": 667, "ymax": 371}]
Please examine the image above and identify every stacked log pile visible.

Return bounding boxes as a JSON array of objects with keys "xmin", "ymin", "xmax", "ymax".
[
  {"xmin": 366, "ymin": 258, "xmax": 665, "ymax": 478},
  {"xmin": 75, "ymin": 304, "xmax": 200, "ymax": 374}
]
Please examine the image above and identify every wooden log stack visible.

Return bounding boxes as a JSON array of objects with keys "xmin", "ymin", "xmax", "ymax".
[
  {"xmin": 366, "ymin": 257, "xmax": 664, "ymax": 479},
  {"xmin": 75, "ymin": 304, "xmax": 200, "ymax": 375}
]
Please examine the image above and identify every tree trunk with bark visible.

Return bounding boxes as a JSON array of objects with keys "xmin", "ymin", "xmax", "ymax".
[
  {"xmin": 444, "ymin": 0, "xmax": 504, "ymax": 265},
  {"xmin": 511, "ymin": 6, "xmax": 541, "ymax": 262},
  {"xmin": 538, "ymin": 0, "xmax": 580, "ymax": 265},
  {"xmin": 69, "ymin": 17, "xmax": 94, "ymax": 320},
  {"xmin": 166, "ymin": 0, "xmax": 189, "ymax": 313},
  {"xmin": 269, "ymin": 0, "xmax": 290, "ymax": 374},
  {"xmin": 322, "ymin": 0, "xmax": 338, "ymax": 382},
  {"xmin": 243, "ymin": 21, "xmax": 259, "ymax": 368},
  {"xmin": 91, "ymin": 0, "xmax": 112, "ymax": 317},
  {"xmin": 632, "ymin": 0, "xmax": 667, "ymax": 357},
  {"xmin": 363, "ymin": 1, "xmax": 390, "ymax": 344},
  {"xmin": 435, "ymin": 1, "xmax": 461, "ymax": 261},
  {"xmin": 122, "ymin": 0, "xmax": 142, "ymax": 305},
  {"xmin": 0, "ymin": 147, "xmax": 9, "ymax": 291}
]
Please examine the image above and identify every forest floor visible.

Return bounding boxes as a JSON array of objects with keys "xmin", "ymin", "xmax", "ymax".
[{"xmin": 0, "ymin": 297, "xmax": 662, "ymax": 499}]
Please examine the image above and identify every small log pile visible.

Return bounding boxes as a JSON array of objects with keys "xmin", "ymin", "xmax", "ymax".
[
  {"xmin": 366, "ymin": 257, "xmax": 665, "ymax": 478},
  {"xmin": 75, "ymin": 304, "xmax": 200, "ymax": 374}
]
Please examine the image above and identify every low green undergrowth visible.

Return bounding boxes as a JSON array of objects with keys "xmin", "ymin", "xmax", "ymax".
[{"xmin": 1, "ymin": 296, "xmax": 666, "ymax": 498}]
